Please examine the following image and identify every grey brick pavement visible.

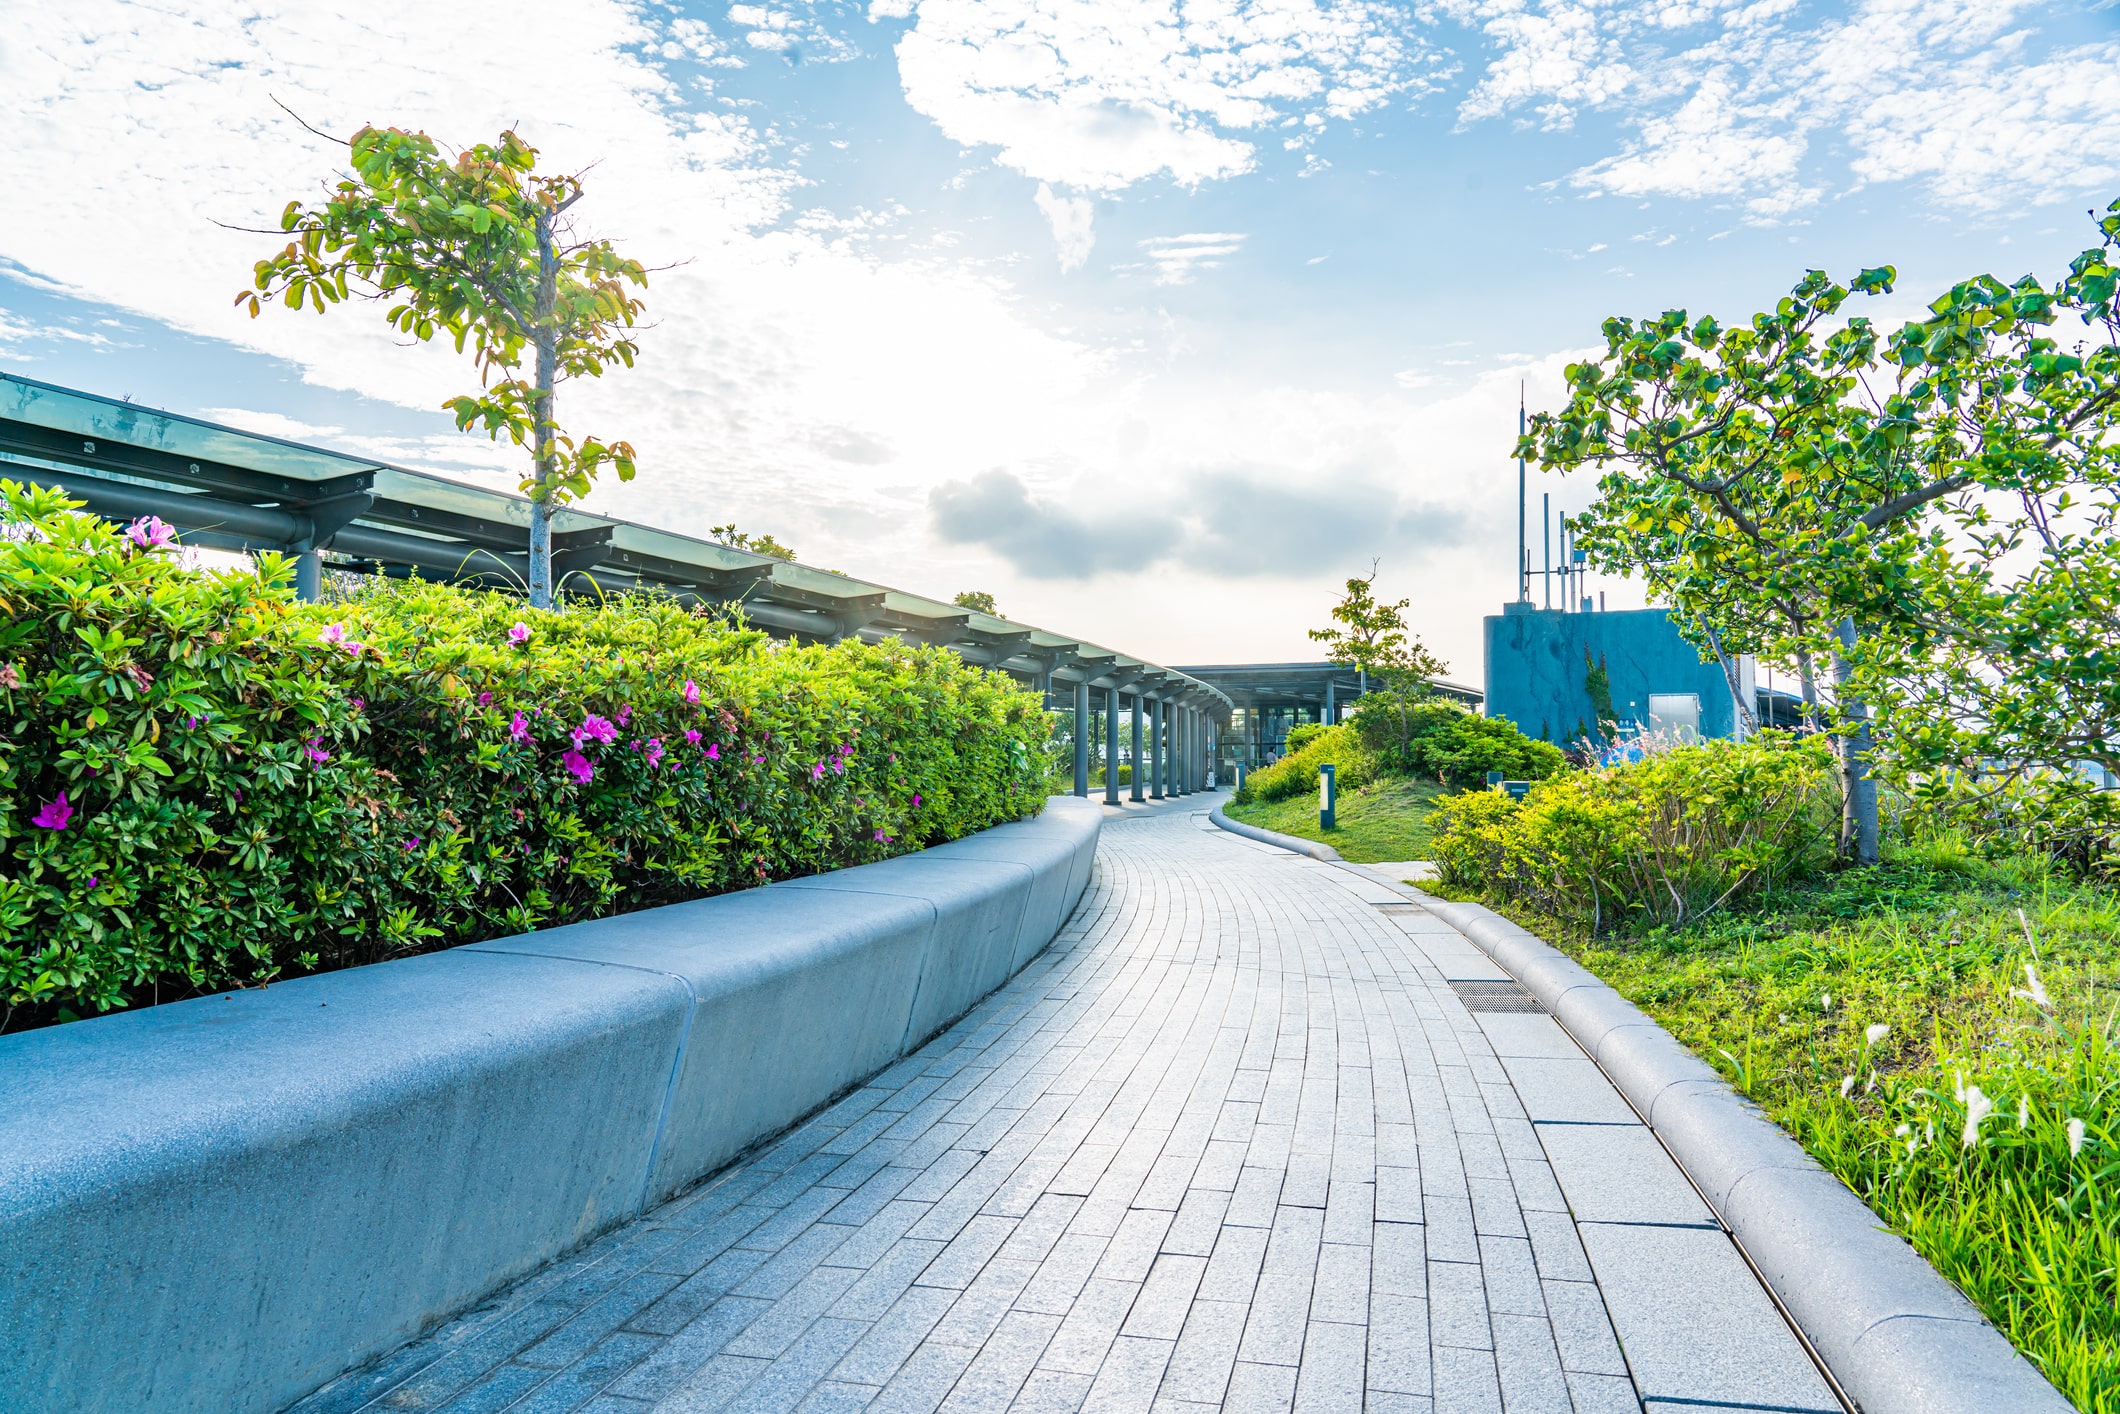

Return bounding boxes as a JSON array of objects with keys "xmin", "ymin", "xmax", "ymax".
[{"xmin": 293, "ymin": 797, "xmax": 1841, "ymax": 1414}]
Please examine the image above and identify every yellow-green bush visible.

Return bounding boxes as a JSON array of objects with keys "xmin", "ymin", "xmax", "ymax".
[
  {"xmin": 1431, "ymin": 734, "xmax": 1838, "ymax": 930},
  {"xmin": 1236, "ymin": 723, "xmax": 1375, "ymax": 805}
]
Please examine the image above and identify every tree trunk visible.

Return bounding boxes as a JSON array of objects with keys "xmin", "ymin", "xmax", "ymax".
[
  {"xmin": 1831, "ymin": 619, "xmax": 1880, "ymax": 865},
  {"xmin": 527, "ymin": 211, "xmax": 560, "ymax": 610}
]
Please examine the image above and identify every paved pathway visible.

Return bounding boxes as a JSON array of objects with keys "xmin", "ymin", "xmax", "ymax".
[{"xmin": 296, "ymin": 798, "xmax": 1842, "ymax": 1414}]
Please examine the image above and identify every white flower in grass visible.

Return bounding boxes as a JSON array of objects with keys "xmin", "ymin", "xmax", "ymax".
[
  {"xmin": 1953, "ymin": 1071, "xmax": 1966, "ymax": 1103},
  {"xmin": 1963, "ymin": 1086, "xmax": 1994, "ymax": 1149},
  {"xmin": 2069, "ymin": 1118, "xmax": 2087, "ymax": 1157},
  {"xmin": 2011, "ymin": 963, "xmax": 2053, "ymax": 1010},
  {"xmin": 1866, "ymin": 1023, "xmax": 1890, "ymax": 1046},
  {"xmin": 1865, "ymin": 1072, "xmax": 1878, "ymax": 1095},
  {"xmin": 1840, "ymin": 1075, "xmax": 1855, "ymax": 1099},
  {"xmin": 2019, "ymin": 1095, "xmax": 2030, "ymax": 1129}
]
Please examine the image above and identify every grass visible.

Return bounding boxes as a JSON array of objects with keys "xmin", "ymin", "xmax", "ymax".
[
  {"xmin": 1473, "ymin": 849, "xmax": 2120, "ymax": 1412},
  {"xmin": 1226, "ymin": 775, "xmax": 1450, "ymax": 864}
]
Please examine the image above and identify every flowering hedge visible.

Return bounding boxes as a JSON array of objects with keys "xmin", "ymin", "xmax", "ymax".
[{"xmin": 0, "ymin": 483, "xmax": 1053, "ymax": 1027}]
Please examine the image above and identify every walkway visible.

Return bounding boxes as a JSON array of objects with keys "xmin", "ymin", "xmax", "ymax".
[{"xmin": 294, "ymin": 798, "xmax": 1841, "ymax": 1414}]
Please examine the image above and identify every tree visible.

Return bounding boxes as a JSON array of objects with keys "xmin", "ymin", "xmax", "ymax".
[
  {"xmin": 953, "ymin": 590, "xmax": 1002, "ymax": 617},
  {"xmin": 241, "ymin": 122, "xmax": 647, "ymax": 609},
  {"xmin": 1310, "ymin": 566, "xmax": 1448, "ymax": 760},
  {"xmin": 1524, "ymin": 197, "xmax": 2120, "ymax": 862},
  {"xmin": 709, "ymin": 525, "xmax": 797, "ymax": 562}
]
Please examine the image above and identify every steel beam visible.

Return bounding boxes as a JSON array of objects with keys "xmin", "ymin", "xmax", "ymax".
[{"xmin": 1073, "ymin": 680, "xmax": 1090, "ymax": 798}]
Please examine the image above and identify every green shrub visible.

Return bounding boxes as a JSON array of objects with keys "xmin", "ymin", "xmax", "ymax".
[
  {"xmin": 1236, "ymin": 723, "xmax": 1374, "ymax": 805},
  {"xmin": 1283, "ymin": 722, "xmax": 1330, "ymax": 754},
  {"xmin": 0, "ymin": 484, "xmax": 1051, "ymax": 1026},
  {"xmin": 1432, "ymin": 734, "xmax": 1839, "ymax": 930},
  {"xmin": 1352, "ymin": 695, "xmax": 1564, "ymax": 787}
]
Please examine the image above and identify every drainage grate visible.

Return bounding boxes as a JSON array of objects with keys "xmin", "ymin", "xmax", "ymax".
[{"xmin": 1449, "ymin": 980, "xmax": 1546, "ymax": 1013}]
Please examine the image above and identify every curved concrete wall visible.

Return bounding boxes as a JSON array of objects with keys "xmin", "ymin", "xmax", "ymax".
[{"xmin": 0, "ymin": 796, "xmax": 1100, "ymax": 1414}]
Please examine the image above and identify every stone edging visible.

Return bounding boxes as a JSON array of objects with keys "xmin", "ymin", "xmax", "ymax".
[
  {"xmin": 1206, "ymin": 807, "xmax": 2071, "ymax": 1414},
  {"xmin": 0, "ymin": 797, "xmax": 1102, "ymax": 1414},
  {"xmin": 1208, "ymin": 803, "xmax": 1343, "ymax": 860}
]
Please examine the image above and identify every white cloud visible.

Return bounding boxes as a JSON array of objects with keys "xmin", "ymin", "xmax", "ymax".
[
  {"xmin": 888, "ymin": 0, "xmax": 1431, "ymax": 191},
  {"xmin": 1034, "ymin": 183, "xmax": 1097, "ymax": 271},
  {"xmin": 1138, "ymin": 232, "xmax": 1245, "ymax": 285},
  {"xmin": 1448, "ymin": 0, "xmax": 2120, "ymax": 216}
]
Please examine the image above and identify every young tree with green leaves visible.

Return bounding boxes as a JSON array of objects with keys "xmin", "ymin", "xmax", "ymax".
[
  {"xmin": 1524, "ymin": 197, "xmax": 2120, "ymax": 862},
  {"xmin": 709, "ymin": 525, "xmax": 797, "ymax": 562},
  {"xmin": 952, "ymin": 590, "xmax": 1001, "ymax": 617},
  {"xmin": 1310, "ymin": 566, "xmax": 1448, "ymax": 758},
  {"xmin": 240, "ymin": 122, "xmax": 648, "ymax": 609}
]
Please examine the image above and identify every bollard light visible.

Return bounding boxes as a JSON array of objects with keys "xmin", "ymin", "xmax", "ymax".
[{"xmin": 1319, "ymin": 762, "xmax": 1336, "ymax": 831}]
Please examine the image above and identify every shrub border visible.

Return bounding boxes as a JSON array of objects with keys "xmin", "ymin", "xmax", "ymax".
[
  {"xmin": 1209, "ymin": 808, "xmax": 2073, "ymax": 1414},
  {"xmin": 0, "ymin": 797, "xmax": 1101, "ymax": 1414}
]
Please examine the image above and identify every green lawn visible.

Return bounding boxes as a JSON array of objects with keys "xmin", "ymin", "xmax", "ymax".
[
  {"xmin": 1225, "ymin": 775, "xmax": 1449, "ymax": 864},
  {"xmin": 1465, "ymin": 850, "xmax": 2120, "ymax": 1412}
]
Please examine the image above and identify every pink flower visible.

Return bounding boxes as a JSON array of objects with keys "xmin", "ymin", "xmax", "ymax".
[
  {"xmin": 562, "ymin": 749, "xmax": 595, "ymax": 784},
  {"xmin": 510, "ymin": 711, "xmax": 531, "ymax": 743},
  {"xmin": 476, "ymin": 691, "xmax": 492, "ymax": 708},
  {"xmin": 403, "ymin": 835, "xmax": 421, "ymax": 851},
  {"xmin": 572, "ymin": 714, "xmax": 617, "ymax": 748},
  {"xmin": 643, "ymin": 737, "xmax": 665, "ymax": 769},
  {"xmin": 508, "ymin": 622, "xmax": 530, "ymax": 646},
  {"xmin": 344, "ymin": 641, "xmax": 366, "ymax": 658},
  {"xmin": 305, "ymin": 737, "xmax": 331, "ymax": 765},
  {"xmin": 684, "ymin": 729, "xmax": 703, "ymax": 747},
  {"xmin": 616, "ymin": 704, "xmax": 632, "ymax": 727},
  {"xmin": 911, "ymin": 794, "xmax": 922, "ymax": 807},
  {"xmin": 706, "ymin": 742, "xmax": 720, "ymax": 761},
  {"xmin": 811, "ymin": 762, "xmax": 828, "ymax": 782},
  {"xmin": 753, "ymin": 754, "xmax": 765, "ymax": 765},
  {"xmin": 31, "ymin": 793, "xmax": 73, "ymax": 830},
  {"xmin": 349, "ymin": 698, "xmax": 365, "ymax": 712},
  {"xmin": 874, "ymin": 829, "xmax": 891, "ymax": 842},
  {"xmin": 683, "ymin": 679, "xmax": 701, "ymax": 705},
  {"xmin": 125, "ymin": 516, "xmax": 176, "ymax": 549},
  {"xmin": 320, "ymin": 623, "xmax": 347, "ymax": 645}
]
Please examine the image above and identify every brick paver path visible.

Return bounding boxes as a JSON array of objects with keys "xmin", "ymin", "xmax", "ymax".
[{"xmin": 297, "ymin": 799, "xmax": 1839, "ymax": 1414}]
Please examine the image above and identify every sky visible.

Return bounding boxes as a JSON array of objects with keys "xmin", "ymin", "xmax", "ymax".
[{"xmin": 4, "ymin": 0, "xmax": 2119, "ymax": 681}]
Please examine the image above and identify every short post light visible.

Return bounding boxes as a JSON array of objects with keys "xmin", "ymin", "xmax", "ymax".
[{"xmin": 1319, "ymin": 762, "xmax": 1337, "ymax": 831}]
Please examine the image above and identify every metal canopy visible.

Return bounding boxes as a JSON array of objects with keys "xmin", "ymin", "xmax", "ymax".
[
  {"xmin": 1173, "ymin": 661, "xmax": 1482, "ymax": 712},
  {"xmin": 0, "ymin": 373, "xmax": 1231, "ymax": 714}
]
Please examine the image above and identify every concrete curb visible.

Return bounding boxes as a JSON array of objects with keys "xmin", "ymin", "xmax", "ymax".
[
  {"xmin": 1412, "ymin": 892, "xmax": 2073, "ymax": 1414},
  {"xmin": 1207, "ymin": 804, "xmax": 1343, "ymax": 860},
  {"xmin": 0, "ymin": 797, "xmax": 1102, "ymax": 1414}
]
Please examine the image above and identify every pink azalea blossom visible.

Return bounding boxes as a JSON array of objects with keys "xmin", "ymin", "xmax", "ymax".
[
  {"xmin": 125, "ymin": 516, "xmax": 176, "ymax": 549},
  {"xmin": 508, "ymin": 621, "xmax": 531, "ymax": 645},
  {"xmin": 616, "ymin": 704, "xmax": 632, "ymax": 727},
  {"xmin": 572, "ymin": 714, "xmax": 618, "ymax": 748},
  {"xmin": 305, "ymin": 737, "xmax": 331, "ymax": 765},
  {"xmin": 31, "ymin": 793, "xmax": 73, "ymax": 830},
  {"xmin": 753, "ymin": 754, "xmax": 765, "ymax": 765},
  {"xmin": 706, "ymin": 742, "xmax": 720, "ymax": 761},
  {"xmin": 510, "ymin": 711, "xmax": 531, "ymax": 743},
  {"xmin": 643, "ymin": 738, "xmax": 665, "ymax": 769},
  {"xmin": 911, "ymin": 794, "xmax": 922, "ymax": 807},
  {"xmin": 684, "ymin": 729, "xmax": 703, "ymax": 746},
  {"xmin": 683, "ymin": 679, "xmax": 700, "ymax": 705},
  {"xmin": 562, "ymin": 749, "xmax": 595, "ymax": 784},
  {"xmin": 349, "ymin": 698, "xmax": 364, "ymax": 712},
  {"xmin": 811, "ymin": 762, "xmax": 828, "ymax": 782},
  {"xmin": 320, "ymin": 623, "xmax": 347, "ymax": 645},
  {"xmin": 476, "ymin": 691, "xmax": 492, "ymax": 708},
  {"xmin": 874, "ymin": 830, "xmax": 893, "ymax": 843}
]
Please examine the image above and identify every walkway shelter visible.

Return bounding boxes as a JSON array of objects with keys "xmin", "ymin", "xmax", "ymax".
[
  {"xmin": 0, "ymin": 373, "xmax": 1229, "ymax": 803},
  {"xmin": 1174, "ymin": 661, "xmax": 1481, "ymax": 771}
]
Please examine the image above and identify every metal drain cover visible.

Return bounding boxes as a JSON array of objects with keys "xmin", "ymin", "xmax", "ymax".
[{"xmin": 1449, "ymin": 980, "xmax": 1546, "ymax": 1013}]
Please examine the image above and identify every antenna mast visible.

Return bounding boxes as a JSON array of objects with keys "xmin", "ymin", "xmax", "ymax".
[{"xmin": 1516, "ymin": 381, "xmax": 1527, "ymax": 602}]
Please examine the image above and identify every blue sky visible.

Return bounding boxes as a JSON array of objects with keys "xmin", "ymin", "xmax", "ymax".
[{"xmin": 4, "ymin": 0, "xmax": 2118, "ymax": 674}]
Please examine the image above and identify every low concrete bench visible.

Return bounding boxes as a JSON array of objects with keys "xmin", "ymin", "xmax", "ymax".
[{"xmin": 0, "ymin": 796, "xmax": 1101, "ymax": 1414}]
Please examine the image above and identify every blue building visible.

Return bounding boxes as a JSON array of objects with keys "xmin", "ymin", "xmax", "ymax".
[{"xmin": 1483, "ymin": 602, "xmax": 1753, "ymax": 746}]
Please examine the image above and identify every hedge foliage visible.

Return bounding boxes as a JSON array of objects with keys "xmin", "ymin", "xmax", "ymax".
[
  {"xmin": 1351, "ymin": 695, "xmax": 1565, "ymax": 788},
  {"xmin": 0, "ymin": 483, "xmax": 1052, "ymax": 1026},
  {"xmin": 1236, "ymin": 723, "xmax": 1375, "ymax": 805},
  {"xmin": 1431, "ymin": 734, "xmax": 1839, "ymax": 931}
]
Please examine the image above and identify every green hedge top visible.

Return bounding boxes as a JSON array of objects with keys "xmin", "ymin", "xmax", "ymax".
[{"xmin": 0, "ymin": 483, "xmax": 1053, "ymax": 1026}]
